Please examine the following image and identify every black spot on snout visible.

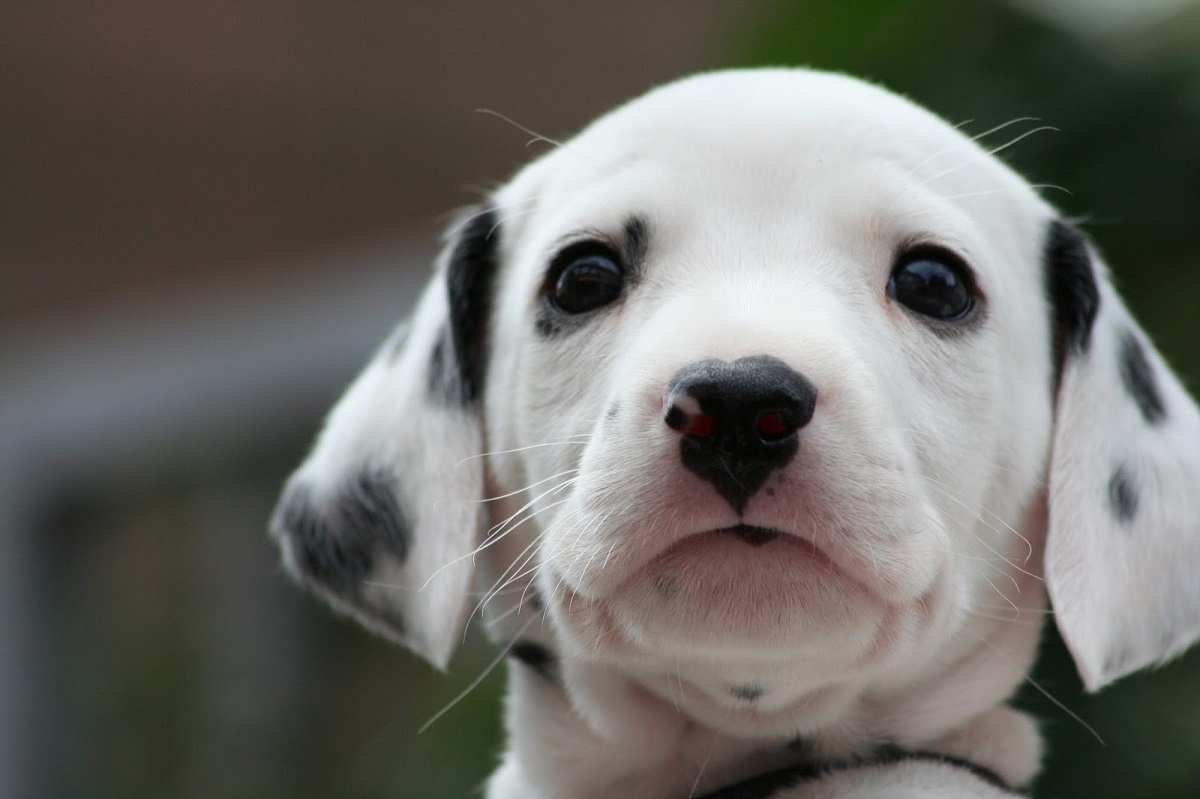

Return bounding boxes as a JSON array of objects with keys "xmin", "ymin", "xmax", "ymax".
[
  {"xmin": 1108, "ymin": 464, "xmax": 1140, "ymax": 524},
  {"xmin": 509, "ymin": 640, "xmax": 557, "ymax": 681},
  {"xmin": 1119, "ymin": 330, "xmax": 1167, "ymax": 425},
  {"xmin": 273, "ymin": 472, "xmax": 410, "ymax": 597},
  {"xmin": 1044, "ymin": 220, "xmax": 1100, "ymax": 385},
  {"xmin": 442, "ymin": 207, "xmax": 501, "ymax": 406}
]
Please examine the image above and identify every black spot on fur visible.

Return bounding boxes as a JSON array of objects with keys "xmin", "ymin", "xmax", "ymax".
[
  {"xmin": 1108, "ymin": 464, "xmax": 1140, "ymax": 524},
  {"xmin": 729, "ymin": 683, "xmax": 765, "ymax": 702},
  {"xmin": 534, "ymin": 312, "xmax": 564, "ymax": 338},
  {"xmin": 444, "ymin": 207, "xmax": 501, "ymax": 406},
  {"xmin": 274, "ymin": 473, "xmax": 410, "ymax": 596},
  {"xmin": 509, "ymin": 640, "xmax": 556, "ymax": 681},
  {"xmin": 1044, "ymin": 220, "xmax": 1100, "ymax": 385},
  {"xmin": 1119, "ymin": 329, "xmax": 1167, "ymax": 424},
  {"xmin": 624, "ymin": 215, "xmax": 650, "ymax": 277},
  {"xmin": 605, "ymin": 401, "xmax": 621, "ymax": 423},
  {"xmin": 425, "ymin": 325, "xmax": 459, "ymax": 404}
]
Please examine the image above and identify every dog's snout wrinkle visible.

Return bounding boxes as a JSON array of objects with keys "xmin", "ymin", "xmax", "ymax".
[{"xmin": 665, "ymin": 355, "xmax": 817, "ymax": 514}]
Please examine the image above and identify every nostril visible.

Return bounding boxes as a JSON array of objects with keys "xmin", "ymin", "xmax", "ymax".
[
  {"xmin": 665, "ymin": 403, "xmax": 716, "ymax": 438},
  {"xmin": 755, "ymin": 409, "xmax": 794, "ymax": 442},
  {"xmin": 683, "ymin": 412, "xmax": 715, "ymax": 438}
]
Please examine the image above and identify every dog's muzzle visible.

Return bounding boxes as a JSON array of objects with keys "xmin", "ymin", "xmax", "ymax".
[{"xmin": 664, "ymin": 355, "xmax": 817, "ymax": 514}]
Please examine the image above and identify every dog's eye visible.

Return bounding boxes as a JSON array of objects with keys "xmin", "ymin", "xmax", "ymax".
[
  {"xmin": 550, "ymin": 245, "xmax": 625, "ymax": 315},
  {"xmin": 887, "ymin": 249, "xmax": 975, "ymax": 321}
]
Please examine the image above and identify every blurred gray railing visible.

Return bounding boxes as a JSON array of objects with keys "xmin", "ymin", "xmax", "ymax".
[{"xmin": 0, "ymin": 238, "xmax": 432, "ymax": 797}]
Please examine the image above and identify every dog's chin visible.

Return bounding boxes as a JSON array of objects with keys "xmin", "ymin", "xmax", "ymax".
[{"xmin": 602, "ymin": 526, "xmax": 890, "ymax": 660}]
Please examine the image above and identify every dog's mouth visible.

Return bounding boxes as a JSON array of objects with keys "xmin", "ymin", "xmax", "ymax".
[{"xmin": 716, "ymin": 524, "xmax": 782, "ymax": 546}]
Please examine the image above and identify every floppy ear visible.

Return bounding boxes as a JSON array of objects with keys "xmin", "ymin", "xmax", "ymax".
[
  {"xmin": 1043, "ymin": 220, "xmax": 1200, "ymax": 691},
  {"xmin": 269, "ymin": 207, "xmax": 500, "ymax": 669}
]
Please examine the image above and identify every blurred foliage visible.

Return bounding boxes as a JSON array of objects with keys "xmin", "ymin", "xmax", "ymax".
[{"xmin": 734, "ymin": 1, "xmax": 1200, "ymax": 797}]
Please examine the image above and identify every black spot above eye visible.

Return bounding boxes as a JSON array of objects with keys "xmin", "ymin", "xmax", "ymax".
[
  {"xmin": 888, "ymin": 247, "xmax": 975, "ymax": 321},
  {"xmin": 547, "ymin": 242, "xmax": 625, "ymax": 315}
]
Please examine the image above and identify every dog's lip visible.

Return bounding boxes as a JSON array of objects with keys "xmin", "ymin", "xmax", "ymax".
[
  {"xmin": 712, "ymin": 523, "xmax": 783, "ymax": 546},
  {"xmin": 633, "ymin": 521, "xmax": 878, "ymax": 599},
  {"xmin": 625, "ymin": 521, "xmax": 846, "ymax": 585}
]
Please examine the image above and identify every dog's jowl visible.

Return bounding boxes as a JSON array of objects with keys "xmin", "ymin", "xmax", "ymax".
[{"xmin": 270, "ymin": 69, "xmax": 1200, "ymax": 799}]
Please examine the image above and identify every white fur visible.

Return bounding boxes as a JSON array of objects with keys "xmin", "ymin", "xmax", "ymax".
[{"xmin": 272, "ymin": 69, "xmax": 1200, "ymax": 798}]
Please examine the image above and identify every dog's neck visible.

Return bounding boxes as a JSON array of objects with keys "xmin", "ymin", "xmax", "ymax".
[
  {"xmin": 480, "ymin": 555, "xmax": 1045, "ymax": 799},
  {"xmin": 491, "ymin": 637, "xmax": 1041, "ymax": 798}
]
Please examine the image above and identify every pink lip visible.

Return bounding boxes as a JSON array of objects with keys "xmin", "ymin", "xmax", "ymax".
[{"xmin": 587, "ymin": 520, "xmax": 842, "ymax": 598}]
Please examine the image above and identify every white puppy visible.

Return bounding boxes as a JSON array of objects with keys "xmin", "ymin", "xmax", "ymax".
[{"xmin": 270, "ymin": 69, "xmax": 1200, "ymax": 798}]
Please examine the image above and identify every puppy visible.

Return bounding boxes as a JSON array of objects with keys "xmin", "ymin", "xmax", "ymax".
[{"xmin": 270, "ymin": 69, "xmax": 1200, "ymax": 798}]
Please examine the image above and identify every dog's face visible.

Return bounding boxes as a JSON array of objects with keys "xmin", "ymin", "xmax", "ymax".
[
  {"xmin": 272, "ymin": 69, "xmax": 1200, "ymax": 750},
  {"xmin": 478, "ymin": 72, "xmax": 1057, "ymax": 729}
]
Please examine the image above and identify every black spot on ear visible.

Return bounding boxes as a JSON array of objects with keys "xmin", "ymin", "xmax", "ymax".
[
  {"xmin": 1044, "ymin": 220, "xmax": 1100, "ymax": 384},
  {"xmin": 444, "ymin": 207, "xmax": 501, "ymax": 406},
  {"xmin": 1119, "ymin": 330, "xmax": 1167, "ymax": 424},
  {"xmin": 1108, "ymin": 464, "xmax": 1140, "ymax": 524},
  {"xmin": 729, "ymin": 683, "xmax": 765, "ymax": 702},
  {"xmin": 509, "ymin": 639, "xmax": 556, "ymax": 681},
  {"xmin": 273, "ymin": 472, "xmax": 410, "ymax": 596}
]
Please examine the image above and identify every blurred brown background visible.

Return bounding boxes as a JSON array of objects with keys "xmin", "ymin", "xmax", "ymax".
[{"xmin": 3, "ymin": 1, "xmax": 1199, "ymax": 797}]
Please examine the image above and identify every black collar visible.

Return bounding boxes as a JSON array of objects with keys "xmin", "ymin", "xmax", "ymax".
[{"xmin": 695, "ymin": 745, "xmax": 1019, "ymax": 799}]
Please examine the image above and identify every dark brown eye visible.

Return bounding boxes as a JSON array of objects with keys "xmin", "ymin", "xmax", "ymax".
[
  {"xmin": 549, "ymin": 245, "xmax": 625, "ymax": 315},
  {"xmin": 888, "ymin": 248, "xmax": 975, "ymax": 321}
]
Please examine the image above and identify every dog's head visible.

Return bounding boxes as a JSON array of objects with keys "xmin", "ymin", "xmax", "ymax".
[{"xmin": 271, "ymin": 69, "xmax": 1200, "ymax": 742}]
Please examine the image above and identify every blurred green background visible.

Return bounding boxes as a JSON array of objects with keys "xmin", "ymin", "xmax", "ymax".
[{"xmin": 3, "ymin": 1, "xmax": 1198, "ymax": 797}]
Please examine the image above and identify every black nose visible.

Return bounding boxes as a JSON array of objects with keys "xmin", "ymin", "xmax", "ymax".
[{"xmin": 664, "ymin": 355, "xmax": 817, "ymax": 514}]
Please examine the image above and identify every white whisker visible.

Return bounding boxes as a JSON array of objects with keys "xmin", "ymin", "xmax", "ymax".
[{"xmin": 419, "ymin": 615, "xmax": 539, "ymax": 735}]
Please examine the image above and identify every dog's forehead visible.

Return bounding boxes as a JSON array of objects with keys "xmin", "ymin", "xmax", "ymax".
[
  {"xmin": 502, "ymin": 69, "xmax": 1038, "ymax": 214},
  {"xmin": 492, "ymin": 69, "xmax": 1051, "ymax": 298}
]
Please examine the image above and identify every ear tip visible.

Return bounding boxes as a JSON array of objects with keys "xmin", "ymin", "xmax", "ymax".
[
  {"xmin": 1064, "ymin": 633, "xmax": 1199, "ymax": 694},
  {"xmin": 420, "ymin": 641, "xmax": 455, "ymax": 672}
]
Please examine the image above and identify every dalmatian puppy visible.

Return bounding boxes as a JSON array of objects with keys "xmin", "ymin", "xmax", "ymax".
[{"xmin": 270, "ymin": 69, "xmax": 1200, "ymax": 798}]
